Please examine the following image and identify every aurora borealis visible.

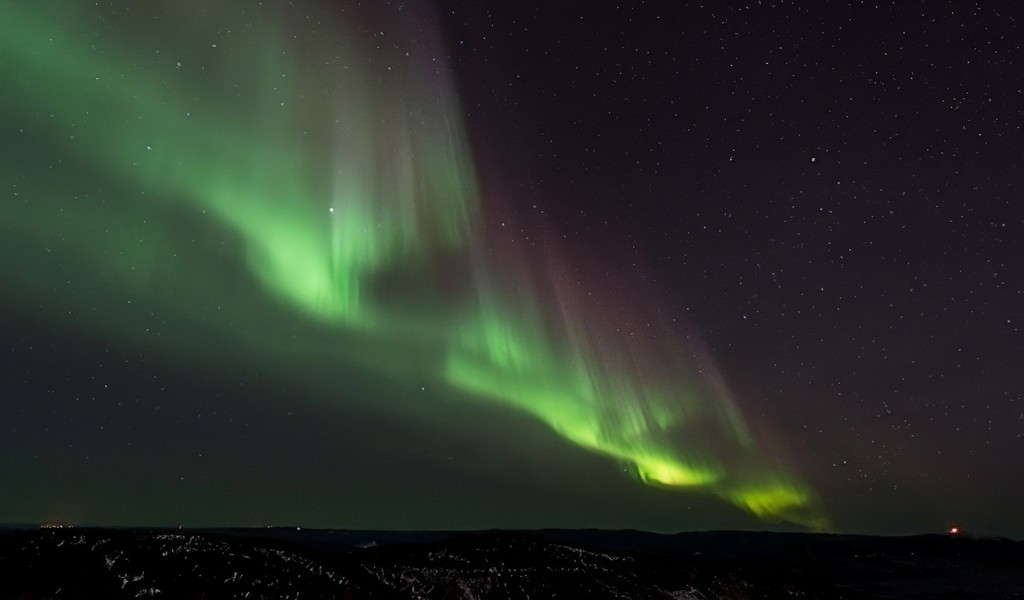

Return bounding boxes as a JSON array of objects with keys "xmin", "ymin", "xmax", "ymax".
[{"xmin": 3, "ymin": 1, "xmax": 1022, "ymax": 536}]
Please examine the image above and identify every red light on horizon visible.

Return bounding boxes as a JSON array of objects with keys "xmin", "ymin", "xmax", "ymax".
[{"xmin": 948, "ymin": 526, "xmax": 959, "ymax": 535}]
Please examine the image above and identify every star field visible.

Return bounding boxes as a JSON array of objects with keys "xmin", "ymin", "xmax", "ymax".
[{"xmin": 1, "ymin": 0, "xmax": 1021, "ymax": 536}]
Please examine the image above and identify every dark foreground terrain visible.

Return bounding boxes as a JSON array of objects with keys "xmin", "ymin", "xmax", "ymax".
[{"xmin": 0, "ymin": 527, "xmax": 1020, "ymax": 599}]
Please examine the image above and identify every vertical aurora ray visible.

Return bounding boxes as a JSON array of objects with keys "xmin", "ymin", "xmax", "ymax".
[{"xmin": 0, "ymin": 1, "xmax": 824, "ymax": 527}]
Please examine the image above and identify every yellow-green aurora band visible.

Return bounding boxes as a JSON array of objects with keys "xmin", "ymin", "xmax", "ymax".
[{"xmin": 0, "ymin": 1, "xmax": 825, "ymax": 528}]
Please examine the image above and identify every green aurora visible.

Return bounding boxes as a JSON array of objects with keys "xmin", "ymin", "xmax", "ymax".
[{"xmin": 0, "ymin": 1, "xmax": 824, "ymax": 528}]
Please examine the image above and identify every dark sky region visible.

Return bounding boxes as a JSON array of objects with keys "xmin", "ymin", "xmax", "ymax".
[{"xmin": 1, "ymin": 1, "xmax": 1021, "ymax": 537}]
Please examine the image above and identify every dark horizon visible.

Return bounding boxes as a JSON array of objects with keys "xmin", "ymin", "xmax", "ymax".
[
  {"xmin": 5, "ymin": 524, "xmax": 1021, "ymax": 598},
  {"xmin": 3, "ymin": 522, "xmax": 1016, "ymax": 542}
]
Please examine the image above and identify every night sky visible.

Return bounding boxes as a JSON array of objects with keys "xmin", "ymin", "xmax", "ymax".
[{"xmin": 1, "ymin": 1, "xmax": 1021, "ymax": 537}]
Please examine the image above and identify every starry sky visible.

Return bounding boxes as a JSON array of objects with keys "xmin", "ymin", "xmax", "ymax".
[{"xmin": 1, "ymin": 0, "xmax": 1021, "ymax": 537}]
